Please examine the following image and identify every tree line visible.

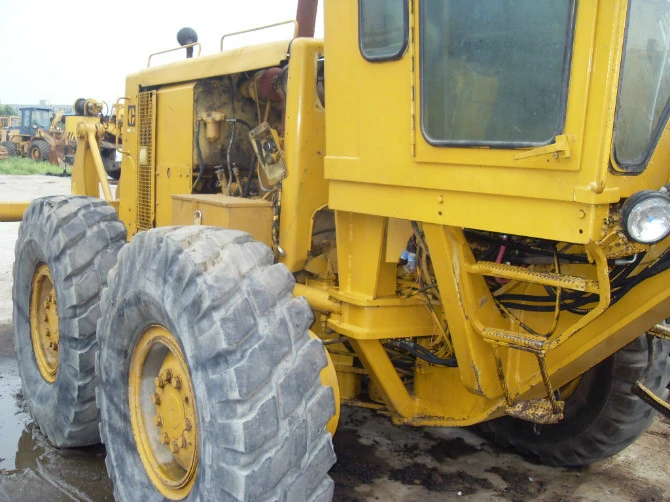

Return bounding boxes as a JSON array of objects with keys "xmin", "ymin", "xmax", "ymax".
[{"xmin": 0, "ymin": 105, "xmax": 18, "ymax": 116}]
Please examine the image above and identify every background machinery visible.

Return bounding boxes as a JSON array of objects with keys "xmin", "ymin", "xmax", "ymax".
[
  {"xmin": 64, "ymin": 98, "xmax": 122, "ymax": 178},
  {"xmin": 2, "ymin": 0, "xmax": 670, "ymax": 500},
  {"xmin": 1, "ymin": 106, "xmax": 66, "ymax": 164},
  {"xmin": 0, "ymin": 114, "xmax": 20, "ymax": 140}
]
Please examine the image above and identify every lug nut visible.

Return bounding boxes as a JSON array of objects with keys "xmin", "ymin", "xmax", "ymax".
[
  {"xmin": 52, "ymin": 341, "xmax": 58, "ymax": 351},
  {"xmin": 181, "ymin": 436, "xmax": 188, "ymax": 448},
  {"xmin": 44, "ymin": 314, "xmax": 49, "ymax": 322},
  {"xmin": 171, "ymin": 376, "xmax": 181, "ymax": 390},
  {"xmin": 161, "ymin": 432, "xmax": 170, "ymax": 445},
  {"xmin": 184, "ymin": 418, "xmax": 192, "ymax": 431},
  {"xmin": 171, "ymin": 439, "xmax": 180, "ymax": 453},
  {"xmin": 45, "ymin": 329, "xmax": 50, "ymax": 338},
  {"xmin": 164, "ymin": 369, "xmax": 173, "ymax": 382},
  {"xmin": 154, "ymin": 415, "xmax": 163, "ymax": 427},
  {"xmin": 152, "ymin": 393, "xmax": 161, "ymax": 405},
  {"xmin": 155, "ymin": 376, "xmax": 165, "ymax": 388}
]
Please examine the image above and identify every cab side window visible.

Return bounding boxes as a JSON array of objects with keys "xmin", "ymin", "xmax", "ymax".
[{"xmin": 359, "ymin": 0, "xmax": 408, "ymax": 61}]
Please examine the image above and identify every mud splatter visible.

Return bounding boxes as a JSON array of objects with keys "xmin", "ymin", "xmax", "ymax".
[
  {"xmin": 390, "ymin": 462, "xmax": 493, "ymax": 495},
  {"xmin": 330, "ymin": 428, "xmax": 390, "ymax": 501},
  {"xmin": 487, "ymin": 466, "xmax": 547, "ymax": 501},
  {"xmin": 425, "ymin": 434, "xmax": 481, "ymax": 462}
]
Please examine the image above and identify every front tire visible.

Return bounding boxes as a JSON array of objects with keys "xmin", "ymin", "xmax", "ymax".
[
  {"xmin": 97, "ymin": 226, "xmax": 336, "ymax": 501},
  {"xmin": 13, "ymin": 196, "xmax": 126, "ymax": 447},
  {"xmin": 485, "ymin": 335, "xmax": 670, "ymax": 466},
  {"xmin": 29, "ymin": 139, "xmax": 50, "ymax": 162}
]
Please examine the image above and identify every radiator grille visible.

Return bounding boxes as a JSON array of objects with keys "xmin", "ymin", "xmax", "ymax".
[{"xmin": 137, "ymin": 91, "xmax": 156, "ymax": 232}]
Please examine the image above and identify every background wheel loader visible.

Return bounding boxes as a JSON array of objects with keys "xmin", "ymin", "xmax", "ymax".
[
  {"xmin": 2, "ymin": 0, "xmax": 670, "ymax": 500},
  {"xmin": 1, "ymin": 106, "xmax": 67, "ymax": 165}
]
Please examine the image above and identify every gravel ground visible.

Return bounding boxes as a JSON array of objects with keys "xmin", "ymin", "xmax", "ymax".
[{"xmin": 0, "ymin": 175, "xmax": 668, "ymax": 502}]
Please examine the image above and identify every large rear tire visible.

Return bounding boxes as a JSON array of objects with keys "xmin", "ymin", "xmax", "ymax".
[
  {"xmin": 13, "ymin": 196, "xmax": 126, "ymax": 447},
  {"xmin": 96, "ymin": 226, "xmax": 336, "ymax": 501},
  {"xmin": 485, "ymin": 335, "xmax": 670, "ymax": 466}
]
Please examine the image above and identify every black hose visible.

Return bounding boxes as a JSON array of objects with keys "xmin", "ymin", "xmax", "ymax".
[
  {"xmin": 226, "ymin": 117, "xmax": 254, "ymax": 132},
  {"xmin": 226, "ymin": 75, "xmax": 236, "ymax": 196},
  {"xmin": 192, "ymin": 120, "xmax": 206, "ymax": 191},
  {"xmin": 223, "ymin": 118, "xmax": 257, "ymax": 197},
  {"xmin": 386, "ymin": 340, "xmax": 458, "ymax": 367}
]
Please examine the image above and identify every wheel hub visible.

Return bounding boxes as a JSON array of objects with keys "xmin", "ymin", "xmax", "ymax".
[
  {"xmin": 129, "ymin": 325, "xmax": 198, "ymax": 500},
  {"xmin": 30, "ymin": 264, "xmax": 59, "ymax": 382}
]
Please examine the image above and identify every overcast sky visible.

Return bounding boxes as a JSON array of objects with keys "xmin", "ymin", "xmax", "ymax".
[{"xmin": 0, "ymin": 0, "xmax": 323, "ymax": 106}]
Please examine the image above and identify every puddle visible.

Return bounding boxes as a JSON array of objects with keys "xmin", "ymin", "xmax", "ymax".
[
  {"xmin": 0, "ymin": 356, "xmax": 113, "ymax": 501},
  {"xmin": 0, "ymin": 358, "xmax": 31, "ymax": 471}
]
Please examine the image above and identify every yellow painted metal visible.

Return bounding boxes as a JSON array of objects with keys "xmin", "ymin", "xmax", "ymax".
[
  {"xmin": 117, "ymin": 76, "xmax": 139, "ymax": 236},
  {"xmin": 154, "ymin": 84, "xmax": 194, "ymax": 228},
  {"xmin": 70, "ymin": 123, "xmax": 113, "ymax": 202},
  {"xmin": 30, "ymin": 264, "xmax": 59, "ymax": 383},
  {"xmin": 323, "ymin": 1, "xmax": 628, "ymax": 243},
  {"xmin": 308, "ymin": 330, "xmax": 340, "ymax": 435},
  {"xmin": 136, "ymin": 91, "xmax": 157, "ymax": 232},
  {"xmin": 62, "ymin": 0, "xmax": 670, "ymax": 432},
  {"xmin": 467, "ymin": 262, "xmax": 600, "ymax": 295},
  {"xmin": 326, "ymin": 298, "xmax": 433, "ymax": 340},
  {"xmin": 278, "ymin": 39, "xmax": 328, "ymax": 272},
  {"xmin": 129, "ymin": 325, "xmax": 198, "ymax": 500},
  {"xmin": 133, "ymin": 40, "xmax": 291, "ymax": 91},
  {"xmin": 172, "ymin": 194, "xmax": 273, "ymax": 247},
  {"xmin": 294, "ymin": 283, "xmax": 341, "ymax": 314},
  {"xmin": 0, "ymin": 202, "xmax": 29, "ymax": 222}
]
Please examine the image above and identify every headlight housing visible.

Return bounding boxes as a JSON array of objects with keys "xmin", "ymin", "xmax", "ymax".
[{"xmin": 621, "ymin": 190, "xmax": 670, "ymax": 244}]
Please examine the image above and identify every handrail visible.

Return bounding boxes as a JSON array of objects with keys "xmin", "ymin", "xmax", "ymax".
[
  {"xmin": 147, "ymin": 42, "xmax": 201, "ymax": 67},
  {"xmin": 113, "ymin": 97, "xmax": 130, "ymax": 155},
  {"xmin": 220, "ymin": 20, "xmax": 298, "ymax": 51}
]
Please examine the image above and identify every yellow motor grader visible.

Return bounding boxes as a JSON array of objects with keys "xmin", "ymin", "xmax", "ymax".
[{"xmin": 2, "ymin": 0, "xmax": 670, "ymax": 500}]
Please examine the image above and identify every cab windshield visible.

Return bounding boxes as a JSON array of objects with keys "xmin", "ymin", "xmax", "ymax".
[
  {"xmin": 420, "ymin": 1, "xmax": 575, "ymax": 147},
  {"xmin": 22, "ymin": 109, "xmax": 51, "ymax": 132},
  {"xmin": 614, "ymin": 0, "xmax": 670, "ymax": 172}
]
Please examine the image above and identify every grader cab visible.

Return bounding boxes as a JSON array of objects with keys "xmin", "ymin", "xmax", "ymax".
[{"xmin": 3, "ymin": 0, "xmax": 670, "ymax": 500}]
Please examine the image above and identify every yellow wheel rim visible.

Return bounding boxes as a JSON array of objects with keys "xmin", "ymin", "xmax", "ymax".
[
  {"xmin": 30, "ymin": 264, "xmax": 59, "ymax": 383},
  {"xmin": 309, "ymin": 330, "xmax": 340, "ymax": 435},
  {"xmin": 129, "ymin": 325, "xmax": 198, "ymax": 500},
  {"xmin": 30, "ymin": 147, "xmax": 39, "ymax": 160}
]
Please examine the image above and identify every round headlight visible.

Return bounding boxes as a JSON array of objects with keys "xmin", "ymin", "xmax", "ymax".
[{"xmin": 621, "ymin": 190, "xmax": 670, "ymax": 244}]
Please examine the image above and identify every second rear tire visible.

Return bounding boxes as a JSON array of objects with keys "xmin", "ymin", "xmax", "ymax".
[
  {"xmin": 13, "ymin": 196, "xmax": 126, "ymax": 447},
  {"xmin": 484, "ymin": 335, "xmax": 670, "ymax": 466}
]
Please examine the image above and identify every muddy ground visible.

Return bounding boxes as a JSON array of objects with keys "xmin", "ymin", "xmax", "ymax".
[{"xmin": 0, "ymin": 175, "xmax": 668, "ymax": 502}]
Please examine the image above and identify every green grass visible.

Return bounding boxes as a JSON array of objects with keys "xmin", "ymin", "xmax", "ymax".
[{"xmin": 0, "ymin": 156, "xmax": 65, "ymax": 175}]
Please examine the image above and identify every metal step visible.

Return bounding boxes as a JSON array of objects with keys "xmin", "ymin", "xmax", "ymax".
[
  {"xmin": 481, "ymin": 327, "xmax": 547, "ymax": 352},
  {"xmin": 467, "ymin": 261, "xmax": 599, "ymax": 293}
]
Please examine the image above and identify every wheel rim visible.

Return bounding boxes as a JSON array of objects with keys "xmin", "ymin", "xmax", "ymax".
[
  {"xmin": 30, "ymin": 264, "xmax": 59, "ymax": 382},
  {"xmin": 129, "ymin": 325, "xmax": 198, "ymax": 500},
  {"xmin": 30, "ymin": 146, "xmax": 39, "ymax": 160}
]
